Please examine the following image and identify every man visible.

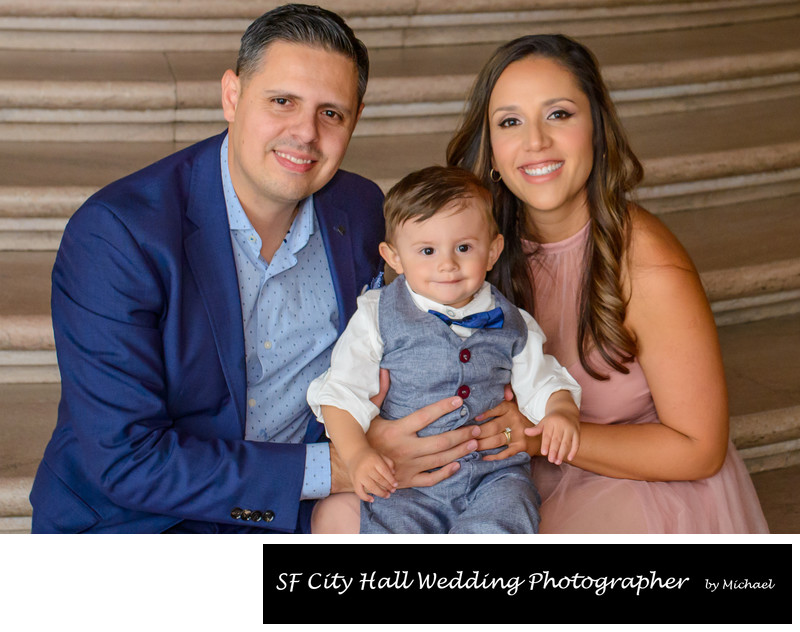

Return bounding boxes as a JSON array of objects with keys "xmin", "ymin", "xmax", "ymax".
[{"xmin": 30, "ymin": 4, "xmax": 476, "ymax": 534}]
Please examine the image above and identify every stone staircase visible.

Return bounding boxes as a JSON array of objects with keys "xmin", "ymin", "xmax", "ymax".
[{"xmin": 1, "ymin": 0, "xmax": 799, "ymax": 532}]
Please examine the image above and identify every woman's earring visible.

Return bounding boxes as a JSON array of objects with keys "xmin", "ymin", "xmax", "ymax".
[{"xmin": 489, "ymin": 168, "xmax": 502, "ymax": 183}]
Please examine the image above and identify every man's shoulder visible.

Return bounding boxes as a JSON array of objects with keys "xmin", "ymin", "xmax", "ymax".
[
  {"xmin": 317, "ymin": 168, "xmax": 384, "ymax": 205},
  {"xmin": 67, "ymin": 137, "xmax": 223, "ymax": 239},
  {"xmin": 86, "ymin": 134, "xmax": 224, "ymax": 209}
]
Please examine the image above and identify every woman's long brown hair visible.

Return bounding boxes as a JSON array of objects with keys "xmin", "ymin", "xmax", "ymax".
[{"xmin": 447, "ymin": 34, "xmax": 643, "ymax": 379}]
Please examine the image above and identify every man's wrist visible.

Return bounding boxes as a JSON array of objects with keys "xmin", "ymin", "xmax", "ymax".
[{"xmin": 300, "ymin": 442, "xmax": 332, "ymax": 500}]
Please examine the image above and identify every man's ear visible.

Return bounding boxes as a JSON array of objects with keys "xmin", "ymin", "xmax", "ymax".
[
  {"xmin": 221, "ymin": 69, "xmax": 240, "ymax": 124},
  {"xmin": 378, "ymin": 241, "xmax": 403, "ymax": 275},
  {"xmin": 486, "ymin": 232, "xmax": 504, "ymax": 271}
]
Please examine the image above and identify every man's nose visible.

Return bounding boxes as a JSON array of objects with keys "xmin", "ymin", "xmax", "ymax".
[{"xmin": 290, "ymin": 110, "xmax": 319, "ymax": 145}]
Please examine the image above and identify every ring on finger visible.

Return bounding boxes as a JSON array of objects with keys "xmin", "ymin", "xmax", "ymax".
[{"xmin": 503, "ymin": 427, "xmax": 512, "ymax": 444}]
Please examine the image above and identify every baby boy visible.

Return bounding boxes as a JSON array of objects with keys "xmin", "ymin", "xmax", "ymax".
[{"xmin": 307, "ymin": 165, "xmax": 581, "ymax": 533}]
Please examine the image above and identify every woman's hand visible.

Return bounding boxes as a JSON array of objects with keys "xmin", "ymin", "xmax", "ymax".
[{"xmin": 474, "ymin": 385, "xmax": 541, "ymax": 460}]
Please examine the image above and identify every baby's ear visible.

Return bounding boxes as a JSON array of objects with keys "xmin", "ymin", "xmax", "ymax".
[
  {"xmin": 378, "ymin": 242, "xmax": 403, "ymax": 275},
  {"xmin": 487, "ymin": 233, "xmax": 504, "ymax": 271}
]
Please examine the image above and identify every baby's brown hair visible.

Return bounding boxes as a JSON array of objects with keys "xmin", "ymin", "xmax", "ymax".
[{"xmin": 383, "ymin": 166, "xmax": 497, "ymax": 243}]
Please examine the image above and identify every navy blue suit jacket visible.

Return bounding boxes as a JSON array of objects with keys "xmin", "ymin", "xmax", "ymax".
[{"xmin": 30, "ymin": 133, "xmax": 385, "ymax": 533}]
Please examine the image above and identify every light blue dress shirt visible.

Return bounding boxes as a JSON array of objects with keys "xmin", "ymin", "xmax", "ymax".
[{"xmin": 221, "ymin": 136, "xmax": 333, "ymax": 499}]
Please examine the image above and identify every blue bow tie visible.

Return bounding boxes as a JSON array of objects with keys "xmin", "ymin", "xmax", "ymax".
[{"xmin": 428, "ymin": 307, "xmax": 504, "ymax": 329}]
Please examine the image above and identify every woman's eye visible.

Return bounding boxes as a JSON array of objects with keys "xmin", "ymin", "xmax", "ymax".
[
  {"xmin": 548, "ymin": 109, "xmax": 573, "ymax": 120},
  {"xmin": 499, "ymin": 117, "xmax": 520, "ymax": 128}
]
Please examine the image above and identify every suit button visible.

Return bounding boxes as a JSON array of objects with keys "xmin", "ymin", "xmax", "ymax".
[
  {"xmin": 241, "ymin": 509, "xmax": 253, "ymax": 521},
  {"xmin": 459, "ymin": 349, "xmax": 471, "ymax": 363},
  {"xmin": 457, "ymin": 385, "xmax": 470, "ymax": 399},
  {"xmin": 251, "ymin": 511, "xmax": 263, "ymax": 522},
  {"xmin": 263, "ymin": 510, "xmax": 275, "ymax": 523},
  {"xmin": 231, "ymin": 507, "xmax": 243, "ymax": 520}
]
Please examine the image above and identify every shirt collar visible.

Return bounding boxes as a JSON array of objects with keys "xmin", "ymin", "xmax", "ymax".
[
  {"xmin": 220, "ymin": 134, "xmax": 316, "ymax": 252},
  {"xmin": 405, "ymin": 280, "xmax": 494, "ymax": 318}
]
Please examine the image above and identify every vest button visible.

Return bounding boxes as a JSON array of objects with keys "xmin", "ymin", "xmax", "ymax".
[
  {"xmin": 459, "ymin": 349, "xmax": 471, "ymax": 363},
  {"xmin": 457, "ymin": 385, "xmax": 470, "ymax": 399}
]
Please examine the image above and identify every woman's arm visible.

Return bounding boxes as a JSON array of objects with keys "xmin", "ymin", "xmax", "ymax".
[{"xmin": 562, "ymin": 209, "xmax": 729, "ymax": 481}]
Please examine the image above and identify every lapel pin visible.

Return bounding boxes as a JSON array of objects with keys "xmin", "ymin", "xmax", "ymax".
[{"xmin": 335, "ymin": 225, "xmax": 346, "ymax": 236}]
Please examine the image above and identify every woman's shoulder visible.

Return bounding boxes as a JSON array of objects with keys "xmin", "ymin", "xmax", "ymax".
[
  {"xmin": 627, "ymin": 204, "xmax": 696, "ymax": 275},
  {"xmin": 624, "ymin": 204, "xmax": 709, "ymax": 321}
]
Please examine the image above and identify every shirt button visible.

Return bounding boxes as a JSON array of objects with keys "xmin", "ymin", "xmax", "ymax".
[
  {"xmin": 457, "ymin": 385, "xmax": 470, "ymax": 399},
  {"xmin": 263, "ymin": 510, "xmax": 275, "ymax": 523},
  {"xmin": 459, "ymin": 349, "xmax": 471, "ymax": 363},
  {"xmin": 264, "ymin": 340, "xmax": 273, "ymax": 350},
  {"xmin": 459, "ymin": 406, "xmax": 468, "ymax": 417},
  {"xmin": 446, "ymin": 309, "xmax": 456, "ymax": 317},
  {"xmin": 248, "ymin": 398, "xmax": 257, "ymax": 408}
]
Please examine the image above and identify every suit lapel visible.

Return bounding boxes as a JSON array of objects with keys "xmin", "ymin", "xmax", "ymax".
[
  {"xmin": 183, "ymin": 135, "xmax": 247, "ymax": 428},
  {"xmin": 315, "ymin": 179, "xmax": 357, "ymax": 334}
]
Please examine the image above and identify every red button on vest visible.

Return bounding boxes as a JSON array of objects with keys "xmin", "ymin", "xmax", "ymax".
[
  {"xmin": 457, "ymin": 385, "xmax": 470, "ymax": 399},
  {"xmin": 459, "ymin": 349, "xmax": 471, "ymax": 363}
]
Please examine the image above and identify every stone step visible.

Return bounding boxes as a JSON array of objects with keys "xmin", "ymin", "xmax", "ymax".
[
  {"xmin": 0, "ymin": 383, "xmax": 59, "ymax": 522},
  {"xmin": 1, "ymin": 17, "xmax": 798, "ymax": 142},
  {"xmin": 338, "ymin": 94, "xmax": 800, "ymax": 192},
  {"xmin": 1, "ymin": 0, "xmax": 797, "ymax": 52},
  {"xmin": 1, "ymin": 191, "xmax": 798, "ymax": 379},
  {"xmin": 661, "ymin": 195, "xmax": 800, "ymax": 326},
  {"xmin": 723, "ymin": 313, "xmax": 800, "ymax": 473},
  {"xmin": 1, "ymin": 310, "xmax": 797, "ymax": 528},
  {"xmin": 3, "ymin": 86, "xmax": 800, "ymax": 228}
]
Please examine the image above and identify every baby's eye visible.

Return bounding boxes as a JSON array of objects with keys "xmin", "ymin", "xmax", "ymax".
[
  {"xmin": 457, "ymin": 244, "xmax": 471, "ymax": 253},
  {"xmin": 421, "ymin": 247, "xmax": 435, "ymax": 256}
]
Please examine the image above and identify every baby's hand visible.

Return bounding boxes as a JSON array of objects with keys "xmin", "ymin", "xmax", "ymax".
[
  {"xmin": 528, "ymin": 411, "xmax": 580, "ymax": 465},
  {"xmin": 348, "ymin": 447, "xmax": 397, "ymax": 503}
]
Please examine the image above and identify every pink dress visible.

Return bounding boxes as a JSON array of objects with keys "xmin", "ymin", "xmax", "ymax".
[{"xmin": 528, "ymin": 222, "xmax": 769, "ymax": 533}]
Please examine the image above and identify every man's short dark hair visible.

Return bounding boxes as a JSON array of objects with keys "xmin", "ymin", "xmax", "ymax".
[{"xmin": 236, "ymin": 3, "xmax": 369, "ymax": 104}]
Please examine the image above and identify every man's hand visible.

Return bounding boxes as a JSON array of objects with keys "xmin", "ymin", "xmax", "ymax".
[{"xmin": 366, "ymin": 395, "xmax": 479, "ymax": 488}]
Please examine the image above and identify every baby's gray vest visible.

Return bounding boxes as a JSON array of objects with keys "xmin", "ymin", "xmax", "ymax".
[{"xmin": 378, "ymin": 276, "xmax": 528, "ymax": 437}]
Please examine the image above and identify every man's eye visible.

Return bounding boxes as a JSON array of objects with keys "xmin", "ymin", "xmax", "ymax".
[
  {"xmin": 322, "ymin": 110, "xmax": 342, "ymax": 120},
  {"xmin": 273, "ymin": 97, "xmax": 290, "ymax": 106}
]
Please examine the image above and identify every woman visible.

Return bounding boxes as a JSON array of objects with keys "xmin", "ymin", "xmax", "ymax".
[{"xmin": 447, "ymin": 34, "xmax": 768, "ymax": 533}]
